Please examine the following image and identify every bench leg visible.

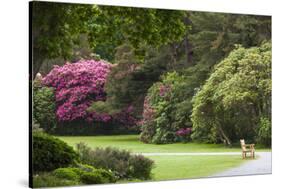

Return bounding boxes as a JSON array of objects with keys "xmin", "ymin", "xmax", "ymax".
[{"xmin": 242, "ymin": 152, "xmax": 245, "ymax": 159}]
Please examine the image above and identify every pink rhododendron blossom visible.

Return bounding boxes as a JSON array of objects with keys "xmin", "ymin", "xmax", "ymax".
[
  {"xmin": 159, "ymin": 84, "xmax": 171, "ymax": 97},
  {"xmin": 176, "ymin": 128, "xmax": 192, "ymax": 136},
  {"xmin": 112, "ymin": 105, "xmax": 137, "ymax": 127},
  {"xmin": 138, "ymin": 97, "xmax": 155, "ymax": 126},
  {"xmin": 42, "ymin": 60, "xmax": 112, "ymax": 122}
]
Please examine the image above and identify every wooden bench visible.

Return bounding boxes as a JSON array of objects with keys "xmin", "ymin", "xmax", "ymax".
[{"xmin": 240, "ymin": 139, "xmax": 255, "ymax": 159}]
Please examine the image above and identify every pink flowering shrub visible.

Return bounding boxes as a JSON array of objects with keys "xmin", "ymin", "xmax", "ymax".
[
  {"xmin": 42, "ymin": 60, "xmax": 112, "ymax": 122},
  {"xmin": 112, "ymin": 105, "xmax": 137, "ymax": 127},
  {"xmin": 138, "ymin": 96, "xmax": 156, "ymax": 125},
  {"xmin": 159, "ymin": 84, "xmax": 171, "ymax": 97},
  {"xmin": 176, "ymin": 128, "xmax": 192, "ymax": 137},
  {"xmin": 175, "ymin": 128, "xmax": 192, "ymax": 143},
  {"xmin": 140, "ymin": 72, "xmax": 192, "ymax": 144}
]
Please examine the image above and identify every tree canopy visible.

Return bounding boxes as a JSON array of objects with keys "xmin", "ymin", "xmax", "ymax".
[
  {"xmin": 31, "ymin": 1, "xmax": 188, "ymax": 78},
  {"xmin": 191, "ymin": 42, "xmax": 271, "ymax": 145}
]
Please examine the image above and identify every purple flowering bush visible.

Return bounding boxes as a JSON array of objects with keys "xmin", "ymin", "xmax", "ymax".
[
  {"xmin": 176, "ymin": 128, "xmax": 192, "ymax": 142},
  {"xmin": 176, "ymin": 128, "xmax": 192, "ymax": 136},
  {"xmin": 42, "ymin": 60, "xmax": 112, "ymax": 122},
  {"xmin": 42, "ymin": 59, "xmax": 137, "ymax": 129}
]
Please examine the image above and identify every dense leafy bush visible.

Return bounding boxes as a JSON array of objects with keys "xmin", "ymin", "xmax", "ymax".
[
  {"xmin": 79, "ymin": 171, "xmax": 104, "ymax": 184},
  {"xmin": 175, "ymin": 128, "xmax": 192, "ymax": 143},
  {"xmin": 52, "ymin": 168, "xmax": 80, "ymax": 181},
  {"xmin": 51, "ymin": 165, "xmax": 116, "ymax": 185},
  {"xmin": 257, "ymin": 117, "xmax": 271, "ymax": 147},
  {"xmin": 128, "ymin": 154, "xmax": 155, "ymax": 180},
  {"xmin": 76, "ymin": 163, "xmax": 116, "ymax": 183},
  {"xmin": 76, "ymin": 143, "xmax": 154, "ymax": 180},
  {"xmin": 33, "ymin": 84, "xmax": 56, "ymax": 132},
  {"xmin": 32, "ymin": 132, "xmax": 78, "ymax": 172},
  {"xmin": 33, "ymin": 173, "xmax": 80, "ymax": 188},
  {"xmin": 140, "ymin": 72, "xmax": 194, "ymax": 144},
  {"xmin": 191, "ymin": 42, "xmax": 271, "ymax": 145}
]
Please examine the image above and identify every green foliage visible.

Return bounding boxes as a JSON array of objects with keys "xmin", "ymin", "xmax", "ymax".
[
  {"xmin": 128, "ymin": 154, "xmax": 155, "ymax": 180},
  {"xmin": 34, "ymin": 164, "xmax": 115, "ymax": 187},
  {"xmin": 189, "ymin": 12, "xmax": 271, "ymax": 71},
  {"xmin": 77, "ymin": 163, "xmax": 116, "ymax": 183},
  {"xmin": 33, "ymin": 173, "xmax": 80, "ymax": 188},
  {"xmin": 138, "ymin": 13, "xmax": 272, "ymax": 145},
  {"xmin": 32, "ymin": 2, "xmax": 189, "ymax": 77},
  {"xmin": 101, "ymin": 44, "xmax": 176, "ymax": 118},
  {"xmin": 257, "ymin": 117, "xmax": 271, "ymax": 147},
  {"xmin": 52, "ymin": 168, "xmax": 80, "ymax": 181},
  {"xmin": 33, "ymin": 85, "xmax": 56, "ymax": 132},
  {"xmin": 32, "ymin": 2, "xmax": 99, "ymax": 78},
  {"xmin": 51, "ymin": 164, "xmax": 116, "ymax": 185},
  {"xmin": 140, "ymin": 72, "xmax": 194, "ymax": 144},
  {"xmin": 80, "ymin": 171, "xmax": 104, "ymax": 184},
  {"xmin": 76, "ymin": 143, "xmax": 154, "ymax": 180},
  {"xmin": 32, "ymin": 132, "xmax": 79, "ymax": 172},
  {"xmin": 191, "ymin": 42, "xmax": 271, "ymax": 145},
  {"xmin": 92, "ymin": 7, "xmax": 188, "ymax": 60},
  {"xmin": 80, "ymin": 168, "xmax": 115, "ymax": 184}
]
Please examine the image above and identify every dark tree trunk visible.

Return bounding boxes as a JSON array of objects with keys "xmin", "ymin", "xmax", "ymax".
[{"xmin": 218, "ymin": 125, "xmax": 232, "ymax": 146}]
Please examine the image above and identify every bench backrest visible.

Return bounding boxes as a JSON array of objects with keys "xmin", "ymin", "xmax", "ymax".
[{"xmin": 240, "ymin": 139, "xmax": 246, "ymax": 151}]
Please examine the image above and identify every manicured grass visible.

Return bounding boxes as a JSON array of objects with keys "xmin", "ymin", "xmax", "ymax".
[
  {"xmin": 57, "ymin": 134, "xmax": 266, "ymax": 181},
  {"xmin": 58, "ymin": 135, "xmax": 270, "ymax": 153},
  {"xmin": 150, "ymin": 155, "xmax": 245, "ymax": 180}
]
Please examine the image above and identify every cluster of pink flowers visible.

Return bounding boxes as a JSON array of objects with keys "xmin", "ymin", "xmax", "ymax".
[
  {"xmin": 176, "ymin": 128, "xmax": 192, "ymax": 136},
  {"xmin": 159, "ymin": 84, "xmax": 171, "ymax": 97},
  {"xmin": 42, "ymin": 60, "xmax": 112, "ymax": 121},
  {"xmin": 138, "ymin": 97, "xmax": 155, "ymax": 126},
  {"xmin": 112, "ymin": 105, "xmax": 137, "ymax": 127}
]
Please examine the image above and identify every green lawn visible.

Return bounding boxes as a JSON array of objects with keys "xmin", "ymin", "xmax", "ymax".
[
  {"xmin": 150, "ymin": 155, "xmax": 245, "ymax": 180},
  {"xmin": 58, "ymin": 134, "xmax": 270, "ymax": 153},
  {"xmin": 57, "ymin": 134, "xmax": 267, "ymax": 181}
]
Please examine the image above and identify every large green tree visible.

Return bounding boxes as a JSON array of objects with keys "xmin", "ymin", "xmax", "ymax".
[
  {"xmin": 31, "ymin": 2, "xmax": 96, "ymax": 78},
  {"xmin": 191, "ymin": 42, "xmax": 271, "ymax": 146},
  {"xmin": 189, "ymin": 12, "xmax": 271, "ymax": 68},
  {"xmin": 31, "ymin": 1, "xmax": 188, "ymax": 78}
]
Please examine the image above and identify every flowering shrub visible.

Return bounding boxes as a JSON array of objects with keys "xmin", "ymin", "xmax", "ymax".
[
  {"xmin": 159, "ymin": 84, "xmax": 171, "ymax": 97},
  {"xmin": 140, "ymin": 72, "xmax": 193, "ymax": 144},
  {"xmin": 176, "ymin": 128, "xmax": 192, "ymax": 142},
  {"xmin": 42, "ymin": 60, "xmax": 112, "ymax": 122},
  {"xmin": 139, "ymin": 97, "xmax": 156, "ymax": 143},
  {"xmin": 42, "ymin": 59, "xmax": 138, "ymax": 129},
  {"xmin": 176, "ymin": 128, "xmax": 192, "ymax": 136},
  {"xmin": 112, "ymin": 105, "xmax": 137, "ymax": 128}
]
